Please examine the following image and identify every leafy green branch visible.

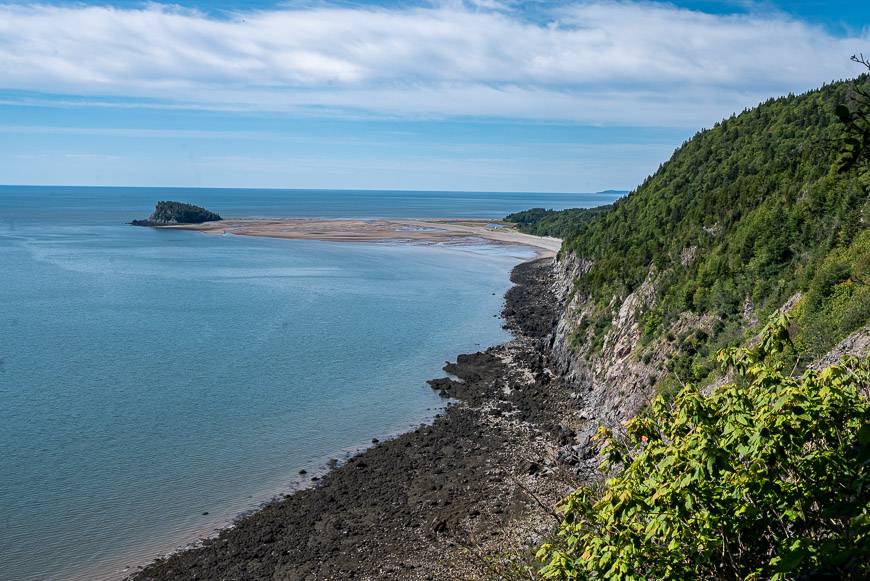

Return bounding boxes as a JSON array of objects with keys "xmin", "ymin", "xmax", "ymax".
[{"xmin": 537, "ymin": 315, "xmax": 870, "ymax": 580}]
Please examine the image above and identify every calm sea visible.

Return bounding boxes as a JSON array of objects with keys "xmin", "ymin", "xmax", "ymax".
[{"xmin": 0, "ymin": 186, "xmax": 619, "ymax": 581}]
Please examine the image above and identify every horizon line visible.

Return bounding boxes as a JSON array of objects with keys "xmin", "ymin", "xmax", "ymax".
[{"xmin": 0, "ymin": 183, "xmax": 631, "ymax": 196}]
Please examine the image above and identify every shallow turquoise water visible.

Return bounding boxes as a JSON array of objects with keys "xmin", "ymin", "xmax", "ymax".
[{"xmin": 0, "ymin": 187, "xmax": 616, "ymax": 580}]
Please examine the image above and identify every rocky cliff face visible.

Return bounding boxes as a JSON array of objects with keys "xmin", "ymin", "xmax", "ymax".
[
  {"xmin": 809, "ymin": 327, "xmax": 870, "ymax": 370},
  {"xmin": 548, "ymin": 254, "xmax": 668, "ymax": 450},
  {"xmin": 547, "ymin": 252, "xmax": 870, "ymax": 456}
]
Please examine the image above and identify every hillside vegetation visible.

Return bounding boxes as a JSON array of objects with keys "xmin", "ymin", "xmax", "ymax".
[
  {"xmin": 519, "ymin": 77, "xmax": 869, "ymax": 383},
  {"xmin": 524, "ymin": 73, "xmax": 870, "ymax": 579},
  {"xmin": 538, "ymin": 317, "xmax": 870, "ymax": 580}
]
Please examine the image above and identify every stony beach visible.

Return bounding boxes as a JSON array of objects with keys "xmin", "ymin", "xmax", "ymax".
[{"xmin": 132, "ymin": 257, "xmax": 592, "ymax": 580}]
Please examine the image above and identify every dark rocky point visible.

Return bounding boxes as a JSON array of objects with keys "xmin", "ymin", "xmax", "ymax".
[{"xmin": 131, "ymin": 201, "xmax": 222, "ymax": 226}]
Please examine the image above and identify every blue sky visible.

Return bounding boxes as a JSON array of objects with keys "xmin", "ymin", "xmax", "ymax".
[{"xmin": 0, "ymin": 1, "xmax": 868, "ymax": 192}]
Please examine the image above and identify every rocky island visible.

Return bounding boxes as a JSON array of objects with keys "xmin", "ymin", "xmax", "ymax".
[{"xmin": 131, "ymin": 201, "xmax": 222, "ymax": 226}]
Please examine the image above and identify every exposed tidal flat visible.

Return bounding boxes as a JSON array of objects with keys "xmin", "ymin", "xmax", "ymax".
[
  {"xmin": 0, "ymin": 187, "xmax": 612, "ymax": 581},
  {"xmin": 165, "ymin": 218, "xmax": 563, "ymax": 257}
]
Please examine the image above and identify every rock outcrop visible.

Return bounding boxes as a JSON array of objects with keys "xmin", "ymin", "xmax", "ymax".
[
  {"xmin": 131, "ymin": 201, "xmax": 222, "ymax": 226},
  {"xmin": 547, "ymin": 252, "xmax": 870, "ymax": 465},
  {"xmin": 810, "ymin": 326, "xmax": 870, "ymax": 370},
  {"xmin": 547, "ymin": 254, "xmax": 671, "ymax": 454}
]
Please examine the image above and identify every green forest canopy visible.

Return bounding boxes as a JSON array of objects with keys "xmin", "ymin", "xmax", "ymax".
[{"xmin": 511, "ymin": 77, "xmax": 870, "ymax": 378}]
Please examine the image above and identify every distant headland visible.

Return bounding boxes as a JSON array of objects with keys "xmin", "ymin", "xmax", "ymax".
[{"xmin": 131, "ymin": 201, "xmax": 222, "ymax": 226}]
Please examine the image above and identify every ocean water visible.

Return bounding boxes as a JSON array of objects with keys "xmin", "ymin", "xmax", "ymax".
[{"xmin": 0, "ymin": 186, "xmax": 619, "ymax": 581}]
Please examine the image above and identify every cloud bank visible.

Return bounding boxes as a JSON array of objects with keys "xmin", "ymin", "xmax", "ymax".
[{"xmin": 0, "ymin": 1, "xmax": 867, "ymax": 125}]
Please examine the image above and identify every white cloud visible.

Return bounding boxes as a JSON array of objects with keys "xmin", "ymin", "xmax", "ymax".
[{"xmin": 0, "ymin": 1, "xmax": 866, "ymax": 125}]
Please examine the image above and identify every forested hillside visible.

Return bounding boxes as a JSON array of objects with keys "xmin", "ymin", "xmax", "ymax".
[
  {"xmin": 527, "ymin": 73, "xmax": 870, "ymax": 580},
  {"xmin": 522, "ymin": 77, "xmax": 870, "ymax": 384}
]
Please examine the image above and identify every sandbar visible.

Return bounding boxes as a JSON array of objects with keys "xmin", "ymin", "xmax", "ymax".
[{"xmin": 161, "ymin": 218, "xmax": 562, "ymax": 257}]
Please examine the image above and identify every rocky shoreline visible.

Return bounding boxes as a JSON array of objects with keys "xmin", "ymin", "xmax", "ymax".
[{"xmin": 132, "ymin": 257, "xmax": 594, "ymax": 580}]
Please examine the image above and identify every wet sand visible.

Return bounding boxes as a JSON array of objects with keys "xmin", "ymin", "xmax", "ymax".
[{"xmin": 161, "ymin": 218, "xmax": 562, "ymax": 257}]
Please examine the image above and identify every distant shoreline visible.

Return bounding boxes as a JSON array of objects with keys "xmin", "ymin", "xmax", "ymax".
[{"xmin": 156, "ymin": 217, "xmax": 562, "ymax": 257}]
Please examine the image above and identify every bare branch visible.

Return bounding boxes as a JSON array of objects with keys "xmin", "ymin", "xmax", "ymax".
[{"xmin": 851, "ymin": 53, "xmax": 870, "ymax": 71}]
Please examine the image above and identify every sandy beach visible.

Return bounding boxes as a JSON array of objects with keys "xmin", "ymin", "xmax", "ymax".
[{"xmin": 161, "ymin": 218, "xmax": 562, "ymax": 257}]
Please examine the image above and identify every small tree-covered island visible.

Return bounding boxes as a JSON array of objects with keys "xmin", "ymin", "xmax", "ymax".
[{"xmin": 131, "ymin": 201, "xmax": 222, "ymax": 226}]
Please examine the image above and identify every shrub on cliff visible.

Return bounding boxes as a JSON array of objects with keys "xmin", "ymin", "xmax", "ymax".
[{"xmin": 537, "ymin": 316, "xmax": 870, "ymax": 580}]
